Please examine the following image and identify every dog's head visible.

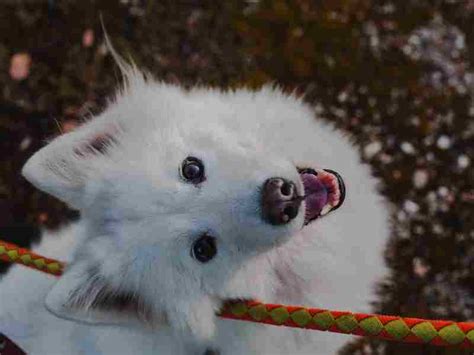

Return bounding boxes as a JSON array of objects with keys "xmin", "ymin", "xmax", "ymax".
[{"xmin": 22, "ymin": 72, "xmax": 345, "ymax": 340}]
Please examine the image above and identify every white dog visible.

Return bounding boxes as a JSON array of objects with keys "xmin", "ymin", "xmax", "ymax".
[{"xmin": 0, "ymin": 63, "xmax": 391, "ymax": 354}]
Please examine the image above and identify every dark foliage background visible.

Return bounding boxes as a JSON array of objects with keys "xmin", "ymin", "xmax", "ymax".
[{"xmin": 0, "ymin": 1, "xmax": 472, "ymax": 354}]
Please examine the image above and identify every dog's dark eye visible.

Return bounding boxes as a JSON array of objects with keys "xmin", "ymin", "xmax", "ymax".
[
  {"xmin": 181, "ymin": 156, "xmax": 205, "ymax": 183},
  {"xmin": 192, "ymin": 234, "xmax": 217, "ymax": 263}
]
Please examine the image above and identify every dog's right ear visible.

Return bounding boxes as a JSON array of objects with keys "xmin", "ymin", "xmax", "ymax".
[
  {"xmin": 22, "ymin": 119, "xmax": 120, "ymax": 210},
  {"xmin": 44, "ymin": 260, "xmax": 156, "ymax": 327},
  {"xmin": 45, "ymin": 258, "xmax": 218, "ymax": 342}
]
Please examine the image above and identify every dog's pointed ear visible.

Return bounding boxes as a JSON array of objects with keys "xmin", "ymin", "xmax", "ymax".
[
  {"xmin": 22, "ymin": 119, "xmax": 120, "ymax": 210},
  {"xmin": 44, "ymin": 262, "xmax": 156, "ymax": 327},
  {"xmin": 46, "ymin": 262, "xmax": 219, "ymax": 341}
]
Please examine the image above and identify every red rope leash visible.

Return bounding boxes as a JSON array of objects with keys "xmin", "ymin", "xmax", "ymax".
[
  {"xmin": 1, "ymin": 239, "xmax": 473, "ymax": 349},
  {"xmin": 0, "ymin": 240, "xmax": 63, "ymax": 276},
  {"xmin": 219, "ymin": 300, "xmax": 474, "ymax": 349}
]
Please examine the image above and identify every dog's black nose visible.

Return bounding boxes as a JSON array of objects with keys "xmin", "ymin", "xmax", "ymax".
[{"xmin": 261, "ymin": 177, "xmax": 301, "ymax": 225}]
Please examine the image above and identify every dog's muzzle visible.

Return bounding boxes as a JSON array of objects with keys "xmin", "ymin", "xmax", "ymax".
[{"xmin": 261, "ymin": 168, "xmax": 345, "ymax": 226}]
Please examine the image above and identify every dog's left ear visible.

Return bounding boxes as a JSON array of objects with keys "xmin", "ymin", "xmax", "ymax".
[{"xmin": 44, "ymin": 261, "xmax": 156, "ymax": 327}]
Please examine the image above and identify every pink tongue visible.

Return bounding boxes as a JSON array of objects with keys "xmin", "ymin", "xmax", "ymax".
[{"xmin": 301, "ymin": 173, "xmax": 329, "ymax": 221}]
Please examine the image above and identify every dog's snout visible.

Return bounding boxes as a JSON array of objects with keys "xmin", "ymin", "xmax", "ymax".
[{"xmin": 261, "ymin": 177, "xmax": 301, "ymax": 225}]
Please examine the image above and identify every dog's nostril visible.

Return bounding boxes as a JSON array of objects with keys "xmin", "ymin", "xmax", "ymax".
[
  {"xmin": 280, "ymin": 182, "xmax": 293, "ymax": 196},
  {"xmin": 262, "ymin": 177, "xmax": 301, "ymax": 225},
  {"xmin": 283, "ymin": 205, "xmax": 298, "ymax": 220}
]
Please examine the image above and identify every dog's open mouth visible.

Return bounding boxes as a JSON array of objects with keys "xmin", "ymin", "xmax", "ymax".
[{"xmin": 297, "ymin": 167, "xmax": 346, "ymax": 225}]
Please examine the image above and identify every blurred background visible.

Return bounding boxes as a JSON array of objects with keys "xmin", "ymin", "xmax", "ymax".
[{"xmin": 0, "ymin": 1, "xmax": 472, "ymax": 354}]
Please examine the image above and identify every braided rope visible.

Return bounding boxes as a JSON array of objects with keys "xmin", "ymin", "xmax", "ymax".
[
  {"xmin": 218, "ymin": 300, "xmax": 474, "ymax": 349},
  {"xmin": 0, "ymin": 240, "xmax": 63, "ymax": 276},
  {"xmin": 1, "ymin": 239, "xmax": 473, "ymax": 349}
]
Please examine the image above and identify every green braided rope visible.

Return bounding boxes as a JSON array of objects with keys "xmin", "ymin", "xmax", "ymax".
[
  {"xmin": 0, "ymin": 240, "xmax": 63, "ymax": 275},
  {"xmin": 218, "ymin": 301, "xmax": 474, "ymax": 348}
]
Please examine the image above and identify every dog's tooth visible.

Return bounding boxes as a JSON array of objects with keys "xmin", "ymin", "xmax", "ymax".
[{"xmin": 320, "ymin": 204, "xmax": 333, "ymax": 216}]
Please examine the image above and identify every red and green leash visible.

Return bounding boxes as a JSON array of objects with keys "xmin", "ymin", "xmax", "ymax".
[{"xmin": 1, "ymin": 239, "xmax": 473, "ymax": 349}]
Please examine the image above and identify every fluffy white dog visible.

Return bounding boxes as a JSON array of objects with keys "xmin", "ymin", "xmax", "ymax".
[{"xmin": 0, "ymin": 63, "xmax": 391, "ymax": 354}]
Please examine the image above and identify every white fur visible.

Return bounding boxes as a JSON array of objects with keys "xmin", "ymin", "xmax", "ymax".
[{"xmin": 0, "ymin": 73, "xmax": 391, "ymax": 354}]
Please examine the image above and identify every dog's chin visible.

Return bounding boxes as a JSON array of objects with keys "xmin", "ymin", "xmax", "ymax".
[{"xmin": 296, "ymin": 167, "xmax": 346, "ymax": 226}]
